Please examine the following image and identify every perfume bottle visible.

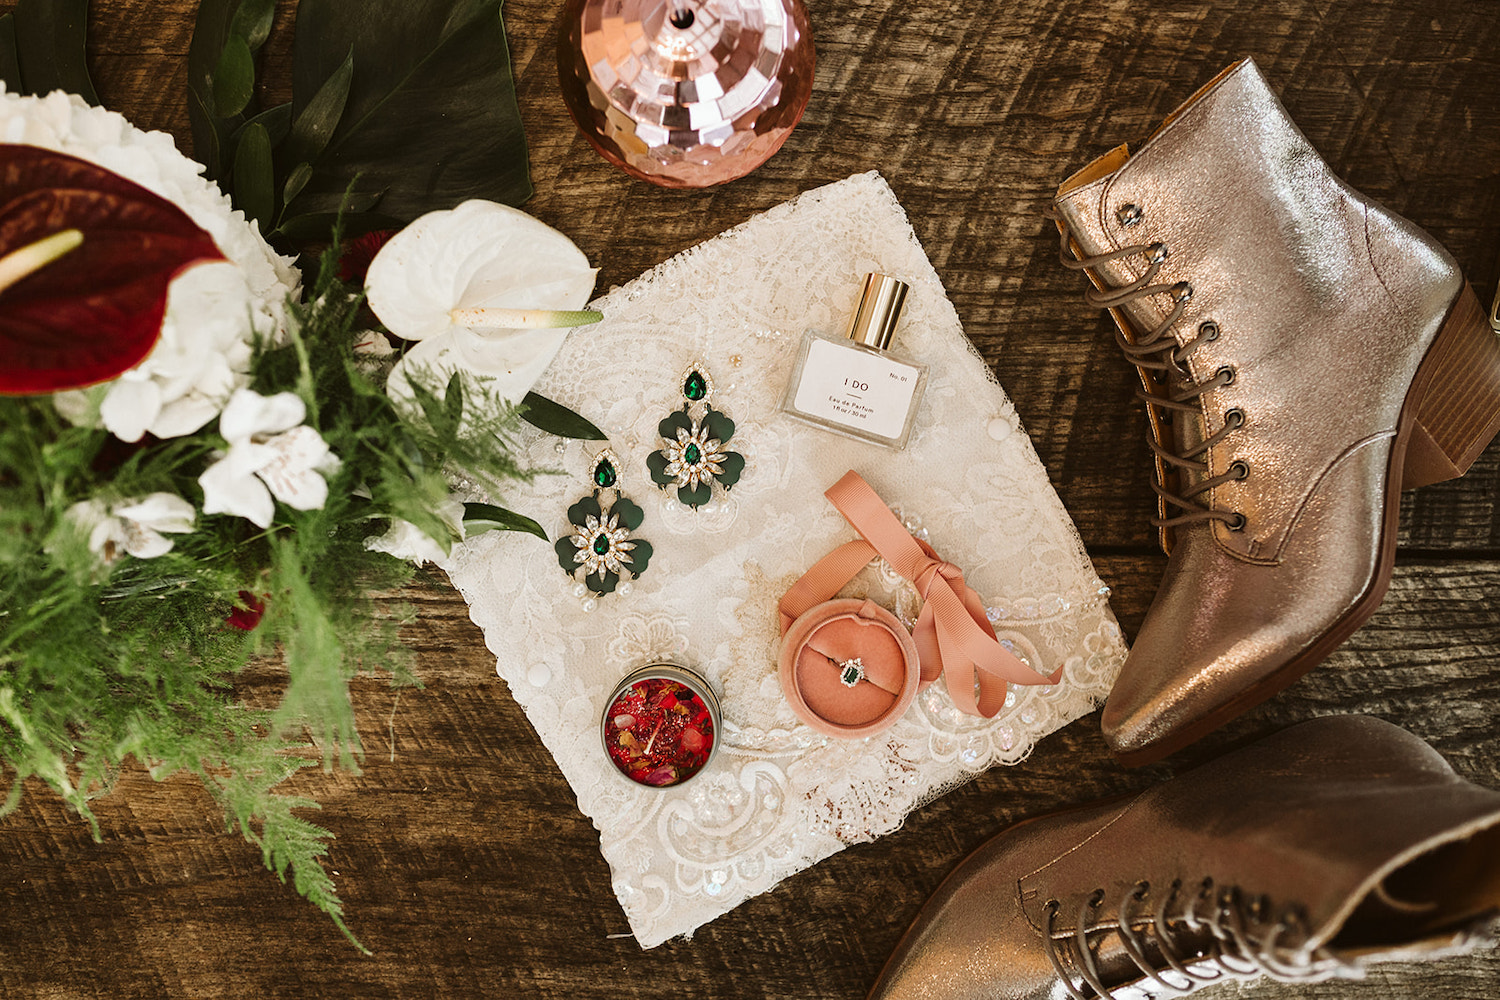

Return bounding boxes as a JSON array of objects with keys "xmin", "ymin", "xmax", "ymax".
[{"xmin": 781, "ymin": 273, "xmax": 929, "ymax": 450}]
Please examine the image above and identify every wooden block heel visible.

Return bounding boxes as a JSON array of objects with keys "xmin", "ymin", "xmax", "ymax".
[{"xmin": 1401, "ymin": 283, "xmax": 1500, "ymax": 489}]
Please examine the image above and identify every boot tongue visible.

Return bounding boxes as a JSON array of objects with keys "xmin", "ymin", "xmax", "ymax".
[{"xmin": 1168, "ymin": 368, "xmax": 1212, "ymax": 496}]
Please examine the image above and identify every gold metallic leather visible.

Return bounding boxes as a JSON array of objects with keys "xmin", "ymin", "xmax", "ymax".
[
  {"xmin": 867, "ymin": 716, "xmax": 1500, "ymax": 1000},
  {"xmin": 1050, "ymin": 59, "xmax": 1461, "ymax": 759}
]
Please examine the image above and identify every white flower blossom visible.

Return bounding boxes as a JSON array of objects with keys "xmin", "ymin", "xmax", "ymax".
[
  {"xmin": 64, "ymin": 492, "xmax": 196, "ymax": 563},
  {"xmin": 363, "ymin": 498, "xmax": 467, "ymax": 567},
  {"xmin": 364, "ymin": 200, "xmax": 597, "ymax": 411},
  {"xmin": 0, "ymin": 85, "xmax": 300, "ymax": 441},
  {"xmin": 198, "ymin": 389, "xmax": 341, "ymax": 529}
]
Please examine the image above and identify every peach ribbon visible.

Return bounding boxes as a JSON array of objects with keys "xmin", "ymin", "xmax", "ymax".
[{"xmin": 779, "ymin": 471, "xmax": 1061, "ymax": 717}]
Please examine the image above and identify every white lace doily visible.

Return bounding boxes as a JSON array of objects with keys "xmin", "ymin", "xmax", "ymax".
[{"xmin": 443, "ymin": 171, "xmax": 1126, "ymax": 947}]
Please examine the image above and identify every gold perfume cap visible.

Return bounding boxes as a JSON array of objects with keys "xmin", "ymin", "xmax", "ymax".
[{"xmin": 843, "ymin": 273, "xmax": 910, "ymax": 350}]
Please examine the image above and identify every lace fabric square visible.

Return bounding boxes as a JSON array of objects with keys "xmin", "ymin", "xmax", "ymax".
[{"xmin": 443, "ymin": 171, "xmax": 1126, "ymax": 947}]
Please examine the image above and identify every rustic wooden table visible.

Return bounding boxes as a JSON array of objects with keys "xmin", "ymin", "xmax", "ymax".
[{"xmin": 3, "ymin": 0, "xmax": 1499, "ymax": 997}]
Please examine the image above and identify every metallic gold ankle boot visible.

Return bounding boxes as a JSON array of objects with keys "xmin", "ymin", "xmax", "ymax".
[
  {"xmin": 1047, "ymin": 59, "xmax": 1500, "ymax": 764},
  {"xmin": 868, "ymin": 715, "xmax": 1500, "ymax": 1000}
]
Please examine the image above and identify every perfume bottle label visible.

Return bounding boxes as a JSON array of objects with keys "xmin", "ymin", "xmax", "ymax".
[{"xmin": 793, "ymin": 339, "xmax": 921, "ymax": 440}]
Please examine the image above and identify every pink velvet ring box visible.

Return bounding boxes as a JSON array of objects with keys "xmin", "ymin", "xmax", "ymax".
[
  {"xmin": 778, "ymin": 471, "xmax": 1062, "ymax": 739},
  {"xmin": 778, "ymin": 597, "xmax": 919, "ymax": 738}
]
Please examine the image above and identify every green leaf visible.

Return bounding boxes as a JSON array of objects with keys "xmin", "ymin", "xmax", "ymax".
[
  {"xmin": 288, "ymin": 0, "xmax": 531, "ymax": 222},
  {"xmin": 412, "ymin": 376, "xmax": 447, "ymax": 433},
  {"xmin": 443, "ymin": 372, "xmax": 464, "ymax": 426},
  {"xmin": 187, "ymin": 0, "xmax": 239, "ymax": 172},
  {"xmin": 275, "ymin": 209, "xmax": 395, "ymax": 243},
  {"xmin": 273, "ymin": 208, "xmax": 401, "ymax": 242},
  {"xmin": 282, "ymin": 162, "xmax": 313, "ymax": 207},
  {"xmin": 520, "ymin": 392, "xmax": 605, "ymax": 440},
  {"xmin": 0, "ymin": 15, "xmax": 21, "ymax": 93},
  {"xmin": 236, "ymin": 101, "xmax": 294, "ymax": 147},
  {"xmin": 463, "ymin": 502, "xmax": 545, "ymax": 541},
  {"xmin": 229, "ymin": 0, "xmax": 276, "ymax": 51},
  {"xmin": 232, "ymin": 122, "xmax": 275, "ymax": 230},
  {"xmin": 213, "ymin": 36, "xmax": 256, "ymax": 118},
  {"xmin": 186, "ymin": 87, "xmax": 224, "ymax": 178},
  {"xmin": 10, "ymin": 0, "xmax": 97, "ymax": 104},
  {"xmin": 282, "ymin": 46, "xmax": 353, "ymax": 169}
]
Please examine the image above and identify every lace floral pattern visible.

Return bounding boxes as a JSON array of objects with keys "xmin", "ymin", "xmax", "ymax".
[{"xmin": 444, "ymin": 173, "xmax": 1126, "ymax": 947}]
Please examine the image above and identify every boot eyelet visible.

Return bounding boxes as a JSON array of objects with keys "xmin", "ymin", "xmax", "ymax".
[
  {"xmin": 1226, "ymin": 513, "xmax": 1247, "ymax": 531},
  {"xmin": 1198, "ymin": 320, "xmax": 1220, "ymax": 341},
  {"xmin": 1217, "ymin": 365, "xmax": 1236, "ymax": 386},
  {"xmin": 1171, "ymin": 282, "xmax": 1193, "ymax": 303},
  {"xmin": 1224, "ymin": 407, "xmax": 1245, "ymax": 429},
  {"xmin": 1229, "ymin": 460, "xmax": 1249, "ymax": 481},
  {"xmin": 1148, "ymin": 242, "xmax": 1169, "ymax": 264},
  {"xmin": 1086, "ymin": 888, "xmax": 1106, "ymax": 908},
  {"xmin": 1116, "ymin": 203, "xmax": 1144, "ymax": 228}
]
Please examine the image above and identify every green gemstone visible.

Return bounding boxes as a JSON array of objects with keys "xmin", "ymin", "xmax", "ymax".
[
  {"xmin": 840, "ymin": 658, "xmax": 865, "ymax": 687},
  {"xmin": 592, "ymin": 458, "xmax": 617, "ymax": 488},
  {"xmin": 683, "ymin": 371, "xmax": 707, "ymax": 401},
  {"xmin": 684, "ymin": 443, "xmax": 701, "ymax": 464},
  {"xmin": 592, "ymin": 533, "xmax": 611, "ymax": 555}
]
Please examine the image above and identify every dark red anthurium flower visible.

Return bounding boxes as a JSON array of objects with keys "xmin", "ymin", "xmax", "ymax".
[
  {"xmin": 227, "ymin": 591, "xmax": 268, "ymax": 631},
  {"xmin": 338, "ymin": 229, "xmax": 397, "ymax": 285},
  {"xmin": 0, "ymin": 145, "xmax": 226, "ymax": 395}
]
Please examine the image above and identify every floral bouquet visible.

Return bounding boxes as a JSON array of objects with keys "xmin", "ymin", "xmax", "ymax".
[{"xmin": 0, "ymin": 65, "xmax": 598, "ymax": 946}]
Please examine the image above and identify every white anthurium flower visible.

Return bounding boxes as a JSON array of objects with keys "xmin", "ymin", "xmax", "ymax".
[
  {"xmin": 64, "ymin": 492, "xmax": 196, "ymax": 563},
  {"xmin": 363, "ymin": 498, "xmax": 467, "ymax": 567},
  {"xmin": 198, "ymin": 389, "xmax": 341, "ymax": 529},
  {"xmin": 365, "ymin": 200, "xmax": 600, "ymax": 412}
]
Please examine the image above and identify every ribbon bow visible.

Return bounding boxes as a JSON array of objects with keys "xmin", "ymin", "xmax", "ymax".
[{"xmin": 779, "ymin": 471, "xmax": 1060, "ymax": 717}]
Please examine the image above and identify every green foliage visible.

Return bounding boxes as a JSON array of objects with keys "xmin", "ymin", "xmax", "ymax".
[
  {"xmin": 0, "ymin": 232, "xmax": 547, "ymax": 947},
  {"xmin": 286, "ymin": 0, "xmax": 531, "ymax": 223},
  {"xmin": 520, "ymin": 391, "xmax": 607, "ymax": 440},
  {"xmin": 188, "ymin": 0, "xmax": 531, "ymax": 244},
  {"xmin": 1, "ymin": 0, "xmax": 98, "ymax": 104}
]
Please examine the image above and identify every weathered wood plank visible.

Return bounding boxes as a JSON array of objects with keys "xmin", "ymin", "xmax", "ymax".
[
  {"xmin": 6, "ymin": 559, "xmax": 1500, "ymax": 997},
  {"xmin": 2, "ymin": 0, "xmax": 1499, "ymax": 996}
]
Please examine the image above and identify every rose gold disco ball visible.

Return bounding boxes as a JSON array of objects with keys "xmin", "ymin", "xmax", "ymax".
[{"xmin": 557, "ymin": 0, "xmax": 815, "ymax": 188}]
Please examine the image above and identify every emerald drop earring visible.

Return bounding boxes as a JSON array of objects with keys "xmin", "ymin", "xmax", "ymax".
[
  {"xmin": 647, "ymin": 361, "xmax": 745, "ymax": 509},
  {"xmin": 556, "ymin": 448, "xmax": 653, "ymax": 611}
]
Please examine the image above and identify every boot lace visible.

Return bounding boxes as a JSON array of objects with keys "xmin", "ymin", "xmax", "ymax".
[
  {"xmin": 1043, "ymin": 206, "xmax": 1246, "ymax": 535},
  {"xmin": 1041, "ymin": 877, "xmax": 1349, "ymax": 1000}
]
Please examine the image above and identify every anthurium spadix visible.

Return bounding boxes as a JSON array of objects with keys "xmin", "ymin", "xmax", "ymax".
[{"xmin": 366, "ymin": 200, "xmax": 601, "ymax": 411}]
